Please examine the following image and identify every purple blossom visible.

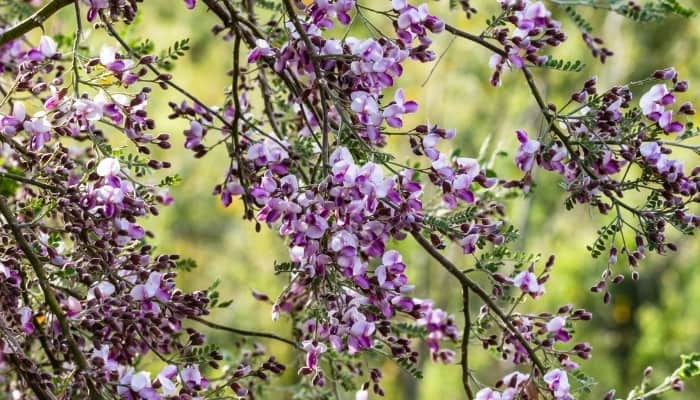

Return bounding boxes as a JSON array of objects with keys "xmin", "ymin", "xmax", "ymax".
[
  {"xmin": 312, "ymin": 0, "xmax": 355, "ymax": 26},
  {"xmin": 85, "ymin": 0, "xmax": 108, "ymax": 21},
  {"xmin": 0, "ymin": 102, "xmax": 26, "ymax": 136},
  {"xmin": 543, "ymin": 369, "xmax": 573, "ymax": 399},
  {"xmin": 513, "ymin": 270, "xmax": 544, "ymax": 298},
  {"xmin": 65, "ymin": 296, "xmax": 82, "ymax": 318},
  {"xmin": 27, "ymin": 36, "xmax": 57, "ymax": 61},
  {"xmin": 18, "ymin": 306, "xmax": 34, "ymax": 334},
  {"xmin": 546, "ymin": 316, "xmax": 571, "ymax": 342},
  {"xmin": 640, "ymin": 84, "xmax": 684, "ymax": 133},
  {"xmin": 184, "ymin": 120, "xmax": 204, "ymax": 149},
  {"xmin": 181, "ymin": 365, "xmax": 208, "ymax": 390},
  {"xmin": 299, "ymin": 341, "xmax": 327, "ymax": 376},
  {"xmin": 96, "ymin": 158, "xmax": 121, "ymax": 177},
  {"xmin": 99, "ymin": 46, "xmax": 134, "ymax": 72},
  {"xmin": 514, "ymin": 130, "xmax": 540, "ymax": 172},
  {"xmin": 351, "ymin": 91, "xmax": 383, "ymax": 126},
  {"xmin": 23, "ymin": 116, "xmax": 51, "ymax": 150},
  {"xmin": 383, "ymin": 88, "xmax": 418, "ymax": 128},
  {"xmin": 248, "ymin": 39, "xmax": 275, "ymax": 63},
  {"xmin": 475, "ymin": 388, "xmax": 502, "ymax": 400}
]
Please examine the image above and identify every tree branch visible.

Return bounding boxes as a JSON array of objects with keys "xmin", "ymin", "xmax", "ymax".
[
  {"xmin": 0, "ymin": 171, "xmax": 64, "ymax": 192},
  {"xmin": 461, "ymin": 287, "xmax": 474, "ymax": 399},
  {"xmin": 445, "ymin": 22, "xmax": 643, "ymax": 219},
  {"xmin": 189, "ymin": 316, "xmax": 299, "ymax": 349},
  {"xmin": 281, "ymin": 0, "xmax": 331, "ymax": 170},
  {"xmin": 411, "ymin": 232, "xmax": 546, "ymax": 374},
  {"xmin": 0, "ymin": 196, "xmax": 101, "ymax": 399},
  {"xmin": 0, "ymin": 0, "xmax": 73, "ymax": 46}
]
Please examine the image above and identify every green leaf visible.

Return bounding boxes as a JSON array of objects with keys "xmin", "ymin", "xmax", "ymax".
[
  {"xmin": 679, "ymin": 353, "xmax": 700, "ymax": 379},
  {"xmin": 0, "ymin": 175, "xmax": 20, "ymax": 197}
]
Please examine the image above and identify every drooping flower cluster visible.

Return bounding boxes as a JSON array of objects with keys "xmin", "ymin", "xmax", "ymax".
[
  {"xmin": 512, "ymin": 70, "xmax": 698, "ymax": 295},
  {"xmin": 0, "ymin": 0, "xmax": 697, "ymax": 399},
  {"xmin": 0, "ymin": 14, "xmax": 285, "ymax": 396},
  {"xmin": 488, "ymin": 0, "xmax": 567, "ymax": 86}
]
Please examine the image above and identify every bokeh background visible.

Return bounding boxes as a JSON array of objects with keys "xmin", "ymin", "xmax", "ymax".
[{"xmin": 43, "ymin": 0, "xmax": 700, "ymax": 398}]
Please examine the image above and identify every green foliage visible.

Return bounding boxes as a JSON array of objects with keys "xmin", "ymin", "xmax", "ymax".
[
  {"xmin": 176, "ymin": 258, "xmax": 198, "ymax": 272},
  {"xmin": 291, "ymin": 387, "xmax": 334, "ymax": 400},
  {"xmin": 0, "ymin": 172, "xmax": 20, "ymax": 197},
  {"xmin": 423, "ymin": 214, "xmax": 453, "ymax": 235},
  {"xmin": 394, "ymin": 322, "xmax": 429, "ymax": 338},
  {"xmin": 273, "ymin": 260, "xmax": 296, "ymax": 274},
  {"xmin": 257, "ymin": 0, "xmax": 283, "ymax": 11},
  {"xmin": 205, "ymin": 278, "xmax": 234, "ymax": 308},
  {"xmin": 130, "ymin": 37, "xmax": 191, "ymax": 71},
  {"xmin": 132, "ymin": 38, "xmax": 155, "ymax": 56},
  {"xmin": 679, "ymin": 122, "xmax": 700, "ymax": 146},
  {"xmin": 0, "ymin": 1, "xmax": 35, "ymax": 21},
  {"xmin": 586, "ymin": 221, "xmax": 619, "ymax": 258},
  {"xmin": 679, "ymin": 353, "xmax": 700, "ymax": 379},
  {"xmin": 571, "ymin": 369, "xmax": 598, "ymax": 394},
  {"xmin": 182, "ymin": 343, "xmax": 222, "ymax": 364},
  {"xmin": 159, "ymin": 174, "xmax": 182, "ymax": 187},
  {"xmin": 563, "ymin": 5, "xmax": 594, "ymax": 33},
  {"xmin": 395, "ymin": 356, "xmax": 424, "ymax": 379},
  {"xmin": 553, "ymin": 0, "xmax": 694, "ymax": 22},
  {"xmin": 52, "ymin": 32, "xmax": 78, "ymax": 51},
  {"xmin": 158, "ymin": 38, "xmax": 191, "ymax": 71},
  {"xmin": 541, "ymin": 56, "xmax": 586, "ymax": 73},
  {"xmin": 614, "ymin": 0, "xmax": 695, "ymax": 22}
]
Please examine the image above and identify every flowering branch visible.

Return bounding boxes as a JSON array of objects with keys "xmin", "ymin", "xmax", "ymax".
[
  {"xmin": 0, "ymin": 0, "xmax": 697, "ymax": 398},
  {"xmin": 281, "ymin": 0, "xmax": 331, "ymax": 170},
  {"xmin": 0, "ymin": 196, "xmax": 101, "ymax": 399},
  {"xmin": 411, "ymin": 232, "xmax": 547, "ymax": 372}
]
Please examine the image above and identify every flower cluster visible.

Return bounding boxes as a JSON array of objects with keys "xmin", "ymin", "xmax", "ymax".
[
  {"xmin": 488, "ymin": 0, "xmax": 567, "ymax": 86},
  {"xmin": 513, "ymin": 70, "xmax": 699, "ymax": 292},
  {"xmin": 0, "ymin": 0, "xmax": 697, "ymax": 399}
]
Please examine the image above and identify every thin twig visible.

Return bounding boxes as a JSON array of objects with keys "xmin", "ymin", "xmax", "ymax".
[
  {"xmin": 0, "ymin": 171, "xmax": 63, "ymax": 192},
  {"xmin": 0, "ymin": 0, "xmax": 73, "ymax": 46},
  {"xmin": 461, "ymin": 286, "xmax": 474, "ymax": 399},
  {"xmin": 281, "ymin": 0, "xmax": 331, "ymax": 171},
  {"xmin": 411, "ymin": 232, "xmax": 546, "ymax": 373},
  {"xmin": 189, "ymin": 316, "xmax": 299, "ymax": 348}
]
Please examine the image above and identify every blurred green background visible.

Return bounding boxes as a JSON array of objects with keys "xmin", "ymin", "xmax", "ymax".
[{"xmin": 48, "ymin": 0, "xmax": 700, "ymax": 398}]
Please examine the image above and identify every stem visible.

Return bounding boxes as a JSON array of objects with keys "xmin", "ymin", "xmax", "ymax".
[
  {"xmin": 5, "ymin": 354, "xmax": 56, "ymax": 400},
  {"xmin": 281, "ymin": 0, "xmax": 331, "ymax": 171},
  {"xmin": 461, "ymin": 287, "xmax": 474, "ymax": 399},
  {"xmin": 411, "ymin": 232, "xmax": 546, "ymax": 373},
  {"xmin": 71, "ymin": 0, "xmax": 82, "ymax": 96},
  {"xmin": 0, "ymin": 196, "xmax": 101, "ymax": 399},
  {"xmin": 0, "ymin": 171, "xmax": 63, "ymax": 192},
  {"xmin": 0, "ymin": 0, "xmax": 74, "ymax": 46},
  {"xmin": 445, "ymin": 22, "xmax": 643, "ymax": 217},
  {"xmin": 189, "ymin": 316, "xmax": 299, "ymax": 348}
]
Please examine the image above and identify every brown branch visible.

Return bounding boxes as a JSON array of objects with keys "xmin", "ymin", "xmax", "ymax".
[
  {"xmin": 461, "ymin": 287, "xmax": 474, "ymax": 399},
  {"xmin": 445, "ymin": 22, "xmax": 643, "ymax": 218},
  {"xmin": 281, "ymin": 0, "xmax": 331, "ymax": 170},
  {"xmin": 5, "ymin": 354, "xmax": 56, "ymax": 399},
  {"xmin": 0, "ymin": 171, "xmax": 64, "ymax": 192},
  {"xmin": 411, "ymin": 232, "xmax": 546, "ymax": 374},
  {"xmin": 0, "ymin": 0, "xmax": 73, "ymax": 46},
  {"xmin": 0, "ymin": 196, "xmax": 101, "ymax": 399},
  {"xmin": 0, "ymin": 317, "xmax": 57, "ymax": 400},
  {"xmin": 189, "ymin": 316, "xmax": 299, "ymax": 349}
]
